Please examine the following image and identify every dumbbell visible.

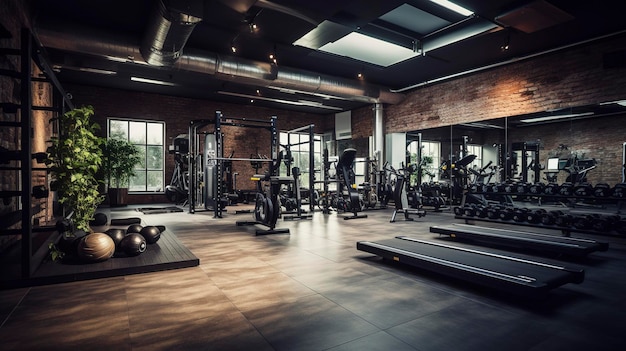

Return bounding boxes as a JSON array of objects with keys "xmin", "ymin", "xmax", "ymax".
[
  {"xmin": 528, "ymin": 183, "xmax": 545, "ymax": 195},
  {"xmin": 544, "ymin": 183, "xmax": 560, "ymax": 195},
  {"xmin": 499, "ymin": 207, "xmax": 515, "ymax": 220},
  {"xmin": 573, "ymin": 214, "xmax": 594, "ymax": 230},
  {"xmin": 516, "ymin": 183, "xmax": 530, "ymax": 195},
  {"xmin": 592, "ymin": 214, "xmax": 620, "ymax": 232},
  {"xmin": 541, "ymin": 211, "xmax": 560, "ymax": 225},
  {"xmin": 526, "ymin": 209, "xmax": 546, "ymax": 224},
  {"xmin": 487, "ymin": 206, "xmax": 501, "ymax": 219},
  {"xmin": 559, "ymin": 182, "xmax": 574, "ymax": 196},
  {"xmin": 611, "ymin": 183, "xmax": 626, "ymax": 198},
  {"xmin": 463, "ymin": 204, "xmax": 478, "ymax": 217},
  {"xmin": 475, "ymin": 205, "xmax": 489, "ymax": 218},
  {"xmin": 593, "ymin": 183, "xmax": 611, "ymax": 197},
  {"xmin": 503, "ymin": 183, "xmax": 517, "ymax": 194},
  {"xmin": 574, "ymin": 183, "xmax": 593, "ymax": 197},
  {"xmin": 554, "ymin": 213, "xmax": 574, "ymax": 227},
  {"xmin": 513, "ymin": 208, "xmax": 529, "ymax": 222}
]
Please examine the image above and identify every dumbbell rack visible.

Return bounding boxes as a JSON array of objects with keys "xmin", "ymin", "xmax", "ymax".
[
  {"xmin": 455, "ymin": 183, "xmax": 626, "ymax": 237},
  {"xmin": 1, "ymin": 28, "xmax": 73, "ymax": 280}
]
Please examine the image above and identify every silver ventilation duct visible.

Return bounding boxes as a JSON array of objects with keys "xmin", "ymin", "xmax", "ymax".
[
  {"xmin": 35, "ymin": 22, "xmax": 405, "ymax": 105},
  {"xmin": 140, "ymin": 0, "xmax": 202, "ymax": 67}
]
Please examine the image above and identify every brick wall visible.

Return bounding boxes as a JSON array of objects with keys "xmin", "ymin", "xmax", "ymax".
[
  {"xmin": 383, "ymin": 34, "xmax": 626, "ymax": 132},
  {"xmin": 65, "ymin": 84, "xmax": 331, "ymax": 202}
]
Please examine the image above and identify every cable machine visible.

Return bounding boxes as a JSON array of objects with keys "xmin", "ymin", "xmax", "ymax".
[{"xmin": 188, "ymin": 111, "xmax": 279, "ymax": 217}]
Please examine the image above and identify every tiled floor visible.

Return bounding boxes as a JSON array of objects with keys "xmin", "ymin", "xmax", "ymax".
[{"xmin": 1, "ymin": 204, "xmax": 625, "ymax": 350}]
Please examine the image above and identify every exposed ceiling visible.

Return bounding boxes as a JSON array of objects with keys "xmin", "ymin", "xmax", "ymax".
[{"xmin": 28, "ymin": 0, "xmax": 626, "ymax": 114}]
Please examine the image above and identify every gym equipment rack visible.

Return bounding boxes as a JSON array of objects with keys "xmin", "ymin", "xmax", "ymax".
[{"xmin": 188, "ymin": 111, "xmax": 279, "ymax": 217}]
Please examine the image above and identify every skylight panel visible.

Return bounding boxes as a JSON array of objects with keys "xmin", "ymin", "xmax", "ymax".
[{"xmin": 318, "ymin": 32, "xmax": 419, "ymax": 67}]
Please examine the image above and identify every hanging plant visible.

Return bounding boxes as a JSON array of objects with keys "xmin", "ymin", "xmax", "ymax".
[{"xmin": 46, "ymin": 105, "xmax": 105, "ymax": 232}]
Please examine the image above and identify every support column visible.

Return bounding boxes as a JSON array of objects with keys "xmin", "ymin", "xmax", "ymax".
[{"xmin": 373, "ymin": 103, "xmax": 384, "ymax": 163}]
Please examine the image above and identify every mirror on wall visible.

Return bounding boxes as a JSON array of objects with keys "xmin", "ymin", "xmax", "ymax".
[{"xmin": 396, "ymin": 100, "xmax": 626, "ymax": 205}]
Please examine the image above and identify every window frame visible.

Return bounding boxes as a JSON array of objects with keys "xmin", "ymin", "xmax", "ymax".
[{"xmin": 107, "ymin": 117, "xmax": 166, "ymax": 194}]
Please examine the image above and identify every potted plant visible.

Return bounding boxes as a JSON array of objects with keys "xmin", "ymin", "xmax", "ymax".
[
  {"xmin": 102, "ymin": 138, "xmax": 142, "ymax": 206},
  {"xmin": 46, "ymin": 105, "xmax": 105, "ymax": 233}
]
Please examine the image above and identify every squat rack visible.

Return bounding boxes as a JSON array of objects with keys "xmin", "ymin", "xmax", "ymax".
[{"xmin": 188, "ymin": 111, "xmax": 279, "ymax": 217}]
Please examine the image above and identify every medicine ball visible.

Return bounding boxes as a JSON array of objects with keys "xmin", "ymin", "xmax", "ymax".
[
  {"xmin": 126, "ymin": 224, "xmax": 143, "ymax": 234},
  {"xmin": 105, "ymin": 228, "xmax": 126, "ymax": 248},
  {"xmin": 57, "ymin": 229, "xmax": 87, "ymax": 257},
  {"xmin": 119, "ymin": 233, "xmax": 147, "ymax": 256},
  {"xmin": 140, "ymin": 226, "xmax": 161, "ymax": 244},
  {"xmin": 77, "ymin": 233, "xmax": 115, "ymax": 262},
  {"xmin": 89, "ymin": 212, "xmax": 108, "ymax": 226}
]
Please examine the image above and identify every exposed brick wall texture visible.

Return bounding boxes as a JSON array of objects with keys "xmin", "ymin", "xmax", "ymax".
[
  {"xmin": 64, "ymin": 84, "xmax": 331, "ymax": 202},
  {"xmin": 375, "ymin": 34, "xmax": 626, "ymax": 186},
  {"xmin": 383, "ymin": 35, "xmax": 626, "ymax": 132}
]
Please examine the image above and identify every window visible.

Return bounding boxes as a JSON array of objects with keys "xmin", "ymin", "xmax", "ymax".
[
  {"xmin": 407, "ymin": 140, "xmax": 441, "ymax": 182},
  {"xmin": 466, "ymin": 144, "xmax": 483, "ymax": 171},
  {"xmin": 108, "ymin": 119, "xmax": 165, "ymax": 192},
  {"xmin": 278, "ymin": 132, "xmax": 323, "ymax": 191}
]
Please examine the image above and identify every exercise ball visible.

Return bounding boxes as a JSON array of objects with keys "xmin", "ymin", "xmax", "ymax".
[
  {"xmin": 140, "ymin": 226, "xmax": 161, "ymax": 244},
  {"xmin": 89, "ymin": 212, "xmax": 108, "ymax": 226},
  {"xmin": 119, "ymin": 233, "xmax": 147, "ymax": 256},
  {"xmin": 77, "ymin": 233, "xmax": 115, "ymax": 262},
  {"xmin": 105, "ymin": 228, "xmax": 126, "ymax": 248},
  {"xmin": 126, "ymin": 224, "xmax": 143, "ymax": 234}
]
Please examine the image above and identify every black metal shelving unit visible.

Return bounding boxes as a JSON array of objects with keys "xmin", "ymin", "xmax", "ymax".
[{"xmin": 0, "ymin": 28, "xmax": 73, "ymax": 280}]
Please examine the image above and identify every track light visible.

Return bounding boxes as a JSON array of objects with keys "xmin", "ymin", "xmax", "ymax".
[
  {"xmin": 269, "ymin": 44, "xmax": 278, "ymax": 64},
  {"xmin": 501, "ymin": 33, "xmax": 510, "ymax": 51},
  {"xmin": 249, "ymin": 22, "xmax": 258, "ymax": 33},
  {"xmin": 230, "ymin": 35, "xmax": 239, "ymax": 54}
]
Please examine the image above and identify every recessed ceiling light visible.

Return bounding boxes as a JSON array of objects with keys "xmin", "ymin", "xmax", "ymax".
[{"xmin": 429, "ymin": 0, "xmax": 474, "ymax": 16}]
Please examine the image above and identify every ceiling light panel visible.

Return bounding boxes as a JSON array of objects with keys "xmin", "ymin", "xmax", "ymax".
[
  {"xmin": 429, "ymin": 0, "xmax": 474, "ymax": 17},
  {"xmin": 318, "ymin": 32, "xmax": 420, "ymax": 67},
  {"xmin": 379, "ymin": 4, "xmax": 450, "ymax": 35}
]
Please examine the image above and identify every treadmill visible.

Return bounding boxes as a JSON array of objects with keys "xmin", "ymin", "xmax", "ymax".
[
  {"xmin": 430, "ymin": 224, "xmax": 609, "ymax": 257},
  {"xmin": 357, "ymin": 237, "xmax": 584, "ymax": 298}
]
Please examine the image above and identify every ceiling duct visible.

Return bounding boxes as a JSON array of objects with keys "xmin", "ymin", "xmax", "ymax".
[
  {"xmin": 140, "ymin": 0, "xmax": 203, "ymax": 67},
  {"xmin": 34, "ymin": 21, "xmax": 405, "ymax": 105}
]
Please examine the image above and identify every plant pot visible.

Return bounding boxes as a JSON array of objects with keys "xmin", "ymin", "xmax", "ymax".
[{"xmin": 108, "ymin": 187, "xmax": 129, "ymax": 207}]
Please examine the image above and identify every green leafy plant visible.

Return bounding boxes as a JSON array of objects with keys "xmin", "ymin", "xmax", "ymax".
[
  {"xmin": 102, "ymin": 138, "xmax": 142, "ymax": 189},
  {"xmin": 47, "ymin": 105, "xmax": 105, "ymax": 232},
  {"xmin": 48, "ymin": 242, "xmax": 65, "ymax": 262}
]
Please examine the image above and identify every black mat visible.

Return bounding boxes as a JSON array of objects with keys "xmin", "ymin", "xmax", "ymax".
[
  {"xmin": 137, "ymin": 206, "xmax": 184, "ymax": 214},
  {"xmin": 1, "ymin": 225, "xmax": 199, "ymax": 289}
]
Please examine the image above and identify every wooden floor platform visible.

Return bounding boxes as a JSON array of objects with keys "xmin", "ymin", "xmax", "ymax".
[{"xmin": 0, "ymin": 225, "xmax": 199, "ymax": 289}]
